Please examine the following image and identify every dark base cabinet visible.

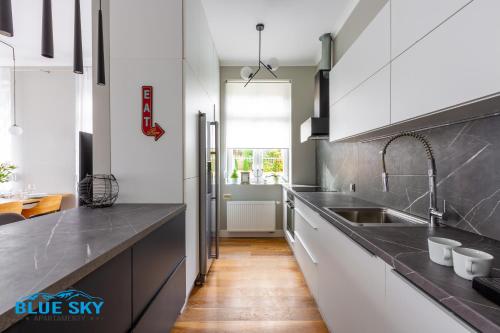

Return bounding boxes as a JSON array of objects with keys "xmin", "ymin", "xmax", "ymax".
[
  {"xmin": 5, "ymin": 211, "xmax": 186, "ymax": 333},
  {"xmin": 132, "ymin": 259, "xmax": 186, "ymax": 333},
  {"xmin": 132, "ymin": 212, "xmax": 185, "ymax": 323},
  {"xmin": 6, "ymin": 249, "xmax": 133, "ymax": 333}
]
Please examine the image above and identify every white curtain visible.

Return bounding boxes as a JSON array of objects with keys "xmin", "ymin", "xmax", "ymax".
[{"xmin": 225, "ymin": 81, "xmax": 291, "ymax": 149}]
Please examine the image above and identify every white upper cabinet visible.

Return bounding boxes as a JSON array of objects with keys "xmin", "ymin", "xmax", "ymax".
[
  {"xmin": 329, "ymin": 3, "xmax": 390, "ymax": 105},
  {"xmin": 391, "ymin": 0, "xmax": 500, "ymax": 123},
  {"xmin": 391, "ymin": 0, "xmax": 472, "ymax": 58},
  {"xmin": 330, "ymin": 65, "xmax": 390, "ymax": 141}
]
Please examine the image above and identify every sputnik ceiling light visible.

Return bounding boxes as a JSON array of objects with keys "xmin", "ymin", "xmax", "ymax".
[
  {"xmin": 240, "ymin": 23, "xmax": 279, "ymax": 87},
  {"xmin": 0, "ymin": 0, "xmax": 13, "ymax": 37}
]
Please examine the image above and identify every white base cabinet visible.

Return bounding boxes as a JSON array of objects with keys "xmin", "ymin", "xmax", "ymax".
[
  {"xmin": 318, "ymin": 218, "xmax": 386, "ymax": 333},
  {"xmin": 385, "ymin": 266, "xmax": 474, "ymax": 333},
  {"xmin": 291, "ymin": 198, "xmax": 476, "ymax": 333}
]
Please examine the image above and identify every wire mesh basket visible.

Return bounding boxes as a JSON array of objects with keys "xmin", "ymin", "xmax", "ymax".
[{"xmin": 78, "ymin": 174, "xmax": 119, "ymax": 208}]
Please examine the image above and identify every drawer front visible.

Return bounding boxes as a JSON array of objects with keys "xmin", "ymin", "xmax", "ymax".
[
  {"xmin": 294, "ymin": 207, "xmax": 320, "ymax": 259},
  {"xmin": 294, "ymin": 230, "xmax": 319, "ymax": 302},
  {"xmin": 132, "ymin": 259, "xmax": 186, "ymax": 333},
  {"xmin": 132, "ymin": 212, "xmax": 185, "ymax": 321}
]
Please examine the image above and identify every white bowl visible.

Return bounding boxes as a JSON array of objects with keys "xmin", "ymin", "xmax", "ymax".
[
  {"xmin": 452, "ymin": 248, "xmax": 494, "ymax": 280},
  {"xmin": 428, "ymin": 237, "xmax": 462, "ymax": 267}
]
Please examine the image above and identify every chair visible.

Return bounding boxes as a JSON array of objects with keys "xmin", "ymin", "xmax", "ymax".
[
  {"xmin": 22, "ymin": 195, "xmax": 63, "ymax": 219},
  {"xmin": 0, "ymin": 201, "xmax": 23, "ymax": 214},
  {"xmin": 0, "ymin": 213, "xmax": 25, "ymax": 226}
]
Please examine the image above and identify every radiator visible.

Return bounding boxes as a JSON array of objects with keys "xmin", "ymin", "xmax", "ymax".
[{"xmin": 227, "ymin": 201, "xmax": 276, "ymax": 232}]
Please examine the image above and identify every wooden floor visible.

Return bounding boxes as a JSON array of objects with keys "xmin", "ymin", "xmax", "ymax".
[{"xmin": 172, "ymin": 238, "xmax": 328, "ymax": 333}]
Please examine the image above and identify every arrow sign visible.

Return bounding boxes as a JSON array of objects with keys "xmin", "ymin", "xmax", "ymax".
[{"xmin": 141, "ymin": 86, "xmax": 165, "ymax": 141}]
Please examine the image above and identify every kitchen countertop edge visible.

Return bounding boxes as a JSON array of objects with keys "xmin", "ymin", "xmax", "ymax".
[
  {"xmin": 0, "ymin": 204, "xmax": 186, "ymax": 332},
  {"xmin": 283, "ymin": 184, "xmax": 499, "ymax": 333}
]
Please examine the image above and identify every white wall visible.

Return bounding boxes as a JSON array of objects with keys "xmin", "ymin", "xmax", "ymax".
[
  {"xmin": 92, "ymin": 0, "xmax": 111, "ymax": 174},
  {"xmin": 183, "ymin": 0, "xmax": 220, "ymax": 298},
  {"xmin": 109, "ymin": 0, "xmax": 183, "ymax": 203},
  {"xmin": 14, "ymin": 69, "xmax": 77, "ymax": 194}
]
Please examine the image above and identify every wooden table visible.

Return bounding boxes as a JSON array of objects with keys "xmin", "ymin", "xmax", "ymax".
[
  {"xmin": 0, "ymin": 193, "xmax": 76, "ymax": 211},
  {"xmin": 0, "ymin": 197, "xmax": 43, "ymax": 209}
]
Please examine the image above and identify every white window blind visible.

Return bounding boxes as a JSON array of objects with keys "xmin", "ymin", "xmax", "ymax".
[{"xmin": 225, "ymin": 81, "xmax": 291, "ymax": 149}]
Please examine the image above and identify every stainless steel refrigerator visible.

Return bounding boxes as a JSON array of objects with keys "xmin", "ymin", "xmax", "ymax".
[{"xmin": 197, "ymin": 112, "xmax": 219, "ymax": 284}]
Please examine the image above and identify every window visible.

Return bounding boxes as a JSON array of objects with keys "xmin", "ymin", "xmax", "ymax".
[
  {"xmin": 226, "ymin": 148, "xmax": 289, "ymax": 184},
  {"xmin": 225, "ymin": 81, "xmax": 291, "ymax": 184}
]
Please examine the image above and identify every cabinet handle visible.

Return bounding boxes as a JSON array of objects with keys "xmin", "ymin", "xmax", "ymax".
[
  {"xmin": 295, "ymin": 231, "xmax": 318, "ymax": 265},
  {"xmin": 295, "ymin": 208, "xmax": 319, "ymax": 230}
]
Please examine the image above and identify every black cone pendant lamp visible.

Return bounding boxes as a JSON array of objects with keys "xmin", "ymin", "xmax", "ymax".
[
  {"xmin": 41, "ymin": 0, "xmax": 54, "ymax": 58},
  {"xmin": 97, "ymin": 0, "xmax": 105, "ymax": 85},
  {"xmin": 0, "ymin": 0, "xmax": 13, "ymax": 37},
  {"xmin": 73, "ymin": 0, "xmax": 84, "ymax": 74}
]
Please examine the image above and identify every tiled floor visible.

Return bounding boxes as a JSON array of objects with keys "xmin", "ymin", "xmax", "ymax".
[{"xmin": 172, "ymin": 238, "xmax": 328, "ymax": 333}]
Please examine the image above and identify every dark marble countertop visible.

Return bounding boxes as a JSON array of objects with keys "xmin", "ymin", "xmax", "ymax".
[
  {"xmin": 284, "ymin": 185, "xmax": 500, "ymax": 333},
  {"xmin": 0, "ymin": 204, "xmax": 185, "ymax": 331}
]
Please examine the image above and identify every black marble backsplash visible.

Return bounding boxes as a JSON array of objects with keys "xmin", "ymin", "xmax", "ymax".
[{"xmin": 317, "ymin": 114, "xmax": 500, "ymax": 241}]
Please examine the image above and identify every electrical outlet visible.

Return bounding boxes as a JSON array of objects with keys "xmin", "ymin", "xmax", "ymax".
[{"xmin": 349, "ymin": 184, "xmax": 356, "ymax": 192}]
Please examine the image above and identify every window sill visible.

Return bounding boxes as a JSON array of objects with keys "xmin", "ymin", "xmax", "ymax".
[{"xmin": 225, "ymin": 181, "xmax": 284, "ymax": 186}]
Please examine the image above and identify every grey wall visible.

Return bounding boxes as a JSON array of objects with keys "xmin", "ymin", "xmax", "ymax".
[
  {"xmin": 317, "ymin": 112, "xmax": 500, "ymax": 241},
  {"xmin": 220, "ymin": 66, "xmax": 317, "ymax": 231}
]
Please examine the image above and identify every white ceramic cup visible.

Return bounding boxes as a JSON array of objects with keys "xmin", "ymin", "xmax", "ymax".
[
  {"xmin": 428, "ymin": 237, "xmax": 462, "ymax": 266},
  {"xmin": 452, "ymin": 248, "xmax": 494, "ymax": 280}
]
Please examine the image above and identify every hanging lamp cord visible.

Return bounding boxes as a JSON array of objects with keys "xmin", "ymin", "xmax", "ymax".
[{"xmin": 0, "ymin": 39, "xmax": 16, "ymax": 126}]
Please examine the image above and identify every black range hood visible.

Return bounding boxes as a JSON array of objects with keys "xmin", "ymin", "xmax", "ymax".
[
  {"xmin": 300, "ymin": 69, "xmax": 330, "ymax": 142},
  {"xmin": 300, "ymin": 33, "xmax": 332, "ymax": 142}
]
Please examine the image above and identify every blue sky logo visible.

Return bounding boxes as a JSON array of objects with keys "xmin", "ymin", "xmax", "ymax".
[{"xmin": 15, "ymin": 289, "xmax": 104, "ymax": 317}]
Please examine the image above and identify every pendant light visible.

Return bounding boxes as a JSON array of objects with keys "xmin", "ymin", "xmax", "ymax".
[
  {"xmin": 41, "ymin": 0, "xmax": 54, "ymax": 58},
  {"xmin": 240, "ymin": 23, "xmax": 280, "ymax": 87},
  {"xmin": 0, "ymin": 0, "xmax": 13, "ymax": 37},
  {"xmin": 0, "ymin": 40, "xmax": 22, "ymax": 135},
  {"xmin": 97, "ymin": 0, "xmax": 105, "ymax": 85},
  {"xmin": 73, "ymin": 0, "xmax": 84, "ymax": 74}
]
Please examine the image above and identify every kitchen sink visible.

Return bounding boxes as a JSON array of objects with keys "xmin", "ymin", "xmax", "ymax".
[{"xmin": 324, "ymin": 207, "xmax": 429, "ymax": 227}]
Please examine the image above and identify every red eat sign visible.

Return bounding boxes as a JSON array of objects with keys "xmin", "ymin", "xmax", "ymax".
[{"xmin": 141, "ymin": 86, "xmax": 165, "ymax": 141}]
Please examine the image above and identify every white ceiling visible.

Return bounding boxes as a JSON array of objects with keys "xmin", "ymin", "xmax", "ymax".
[
  {"xmin": 201, "ymin": 0, "xmax": 359, "ymax": 66},
  {"xmin": 0, "ymin": 0, "xmax": 92, "ymax": 67}
]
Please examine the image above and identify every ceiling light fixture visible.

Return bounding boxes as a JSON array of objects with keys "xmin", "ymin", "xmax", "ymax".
[
  {"xmin": 0, "ymin": 0, "xmax": 13, "ymax": 37},
  {"xmin": 97, "ymin": 0, "xmax": 105, "ymax": 85},
  {"xmin": 73, "ymin": 0, "xmax": 84, "ymax": 74},
  {"xmin": 240, "ymin": 23, "xmax": 279, "ymax": 87},
  {"xmin": 0, "ymin": 40, "xmax": 23, "ymax": 136},
  {"xmin": 41, "ymin": 0, "xmax": 54, "ymax": 58}
]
